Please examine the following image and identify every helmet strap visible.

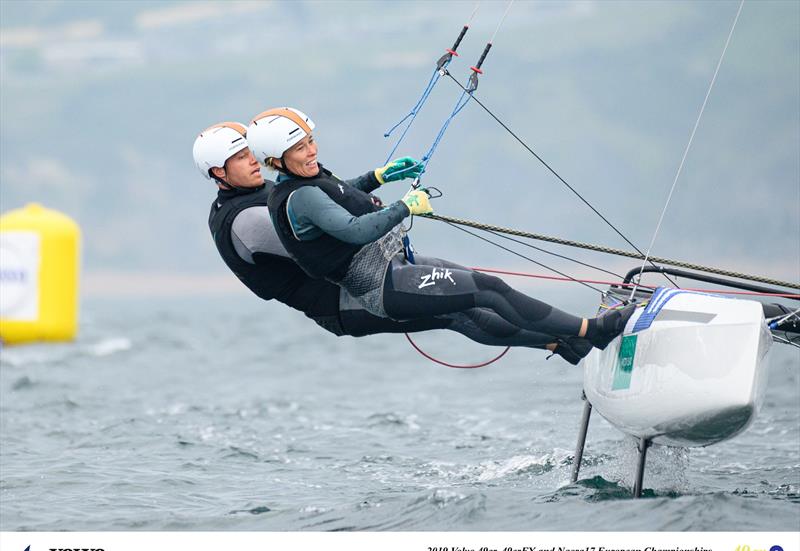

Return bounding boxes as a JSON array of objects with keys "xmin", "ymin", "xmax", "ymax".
[
  {"xmin": 267, "ymin": 157, "xmax": 285, "ymax": 174},
  {"xmin": 210, "ymin": 167, "xmax": 246, "ymax": 190}
]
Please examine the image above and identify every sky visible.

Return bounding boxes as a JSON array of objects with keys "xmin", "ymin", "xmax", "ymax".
[{"xmin": 1, "ymin": 0, "xmax": 798, "ymax": 297}]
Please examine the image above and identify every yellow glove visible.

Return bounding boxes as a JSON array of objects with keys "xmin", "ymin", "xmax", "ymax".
[{"xmin": 402, "ymin": 189, "xmax": 433, "ymax": 215}]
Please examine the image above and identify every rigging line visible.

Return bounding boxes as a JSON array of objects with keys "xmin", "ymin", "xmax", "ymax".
[
  {"xmin": 630, "ymin": 0, "xmax": 745, "ymax": 300},
  {"xmin": 467, "ymin": 0, "xmax": 481, "ymax": 24},
  {"xmin": 383, "ymin": 3, "xmax": 481, "ymax": 163},
  {"xmin": 490, "ymin": 0, "xmax": 515, "ymax": 44},
  {"xmin": 420, "ymin": 90, "xmax": 472, "ymax": 170},
  {"xmin": 415, "ymin": 1, "xmax": 514, "ymax": 178},
  {"xmin": 480, "ymin": 227, "xmax": 627, "ymax": 280},
  {"xmin": 405, "ymin": 333, "xmax": 509, "ymax": 369},
  {"xmin": 772, "ymin": 334, "xmax": 800, "ymax": 349},
  {"xmin": 383, "ymin": 69, "xmax": 440, "ymax": 163},
  {"xmin": 419, "ymin": 212, "xmax": 800, "ymax": 290},
  {"xmin": 470, "ymin": 269, "xmax": 800, "ymax": 299},
  {"xmin": 442, "ymin": 70, "xmax": 679, "ymax": 288},
  {"xmin": 441, "ymin": 220, "xmax": 607, "ymax": 295}
]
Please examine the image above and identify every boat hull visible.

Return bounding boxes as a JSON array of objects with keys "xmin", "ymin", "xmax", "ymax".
[{"xmin": 583, "ymin": 289, "xmax": 772, "ymax": 447}]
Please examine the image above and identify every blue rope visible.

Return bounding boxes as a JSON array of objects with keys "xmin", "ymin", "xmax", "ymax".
[
  {"xmin": 419, "ymin": 86, "xmax": 473, "ymax": 174},
  {"xmin": 383, "ymin": 67, "xmax": 442, "ymax": 164},
  {"xmin": 381, "ymin": 55, "xmax": 474, "ymax": 182},
  {"xmin": 380, "ymin": 82, "xmax": 474, "ymax": 185}
]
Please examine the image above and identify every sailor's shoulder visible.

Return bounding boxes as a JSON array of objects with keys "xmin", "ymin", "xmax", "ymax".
[
  {"xmin": 289, "ymin": 185, "xmax": 331, "ymax": 208},
  {"xmin": 232, "ymin": 205, "xmax": 272, "ymax": 229}
]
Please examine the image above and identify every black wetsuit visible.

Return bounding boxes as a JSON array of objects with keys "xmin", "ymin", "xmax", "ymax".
[
  {"xmin": 208, "ymin": 179, "xmax": 560, "ymax": 348},
  {"xmin": 209, "ymin": 181, "xmax": 443, "ymax": 336},
  {"xmin": 267, "ymin": 169, "xmax": 587, "ymax": 342}
]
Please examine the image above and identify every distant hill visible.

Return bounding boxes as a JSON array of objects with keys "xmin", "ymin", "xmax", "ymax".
[{"xmin": 1, "ymin": 0, "xmax": 797, "ymax": 282}]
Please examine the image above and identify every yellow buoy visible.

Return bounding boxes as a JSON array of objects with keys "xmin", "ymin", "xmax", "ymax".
[{"xmin": 0, "ymin": 203, "xmax": 81, "ymax": 344}]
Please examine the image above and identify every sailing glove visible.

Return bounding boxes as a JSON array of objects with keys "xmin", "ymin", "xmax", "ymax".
[
  {"xmin": 375, "ymin": 156, "xmax": 423, "ymax": 184},
  {"xmin": 402, "ymin": 189, "xmax": 433, "ymax": 215}
]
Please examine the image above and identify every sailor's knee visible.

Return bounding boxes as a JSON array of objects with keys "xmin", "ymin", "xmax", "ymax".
[{"xmin": 473, "ymin": 271, "xmax": 512, "ymax": 293}]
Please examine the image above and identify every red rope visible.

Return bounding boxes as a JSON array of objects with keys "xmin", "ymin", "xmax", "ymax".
[{"xmin": 405, "ymin": 333, "xmax": 509, "ymax": 369}]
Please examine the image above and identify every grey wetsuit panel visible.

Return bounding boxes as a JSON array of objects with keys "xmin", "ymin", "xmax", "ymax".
[{"xmin": 230, "ymin": 206, "xmax": 290, "ymax": 264}]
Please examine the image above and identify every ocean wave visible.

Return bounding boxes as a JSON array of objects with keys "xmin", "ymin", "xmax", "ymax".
[
  {"xmin": 366, "ymin": 412, "xmax": 421, "ymax": 431},
  {"xmin": 87, "ymin": 337, "xmax": 132, "ymax": 357},
  {"xmin": 466, "ymin": 448, "xmax": 574, "ymax": 482}
]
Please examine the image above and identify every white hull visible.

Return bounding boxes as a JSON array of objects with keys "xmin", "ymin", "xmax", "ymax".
[{"xmin": 583, "ymin": 289, "xmax": 773, "ymax": 447}]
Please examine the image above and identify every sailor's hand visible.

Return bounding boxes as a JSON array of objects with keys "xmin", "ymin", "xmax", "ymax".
[
  {"xmin": 375, "ymin": 156, "xmax": 423, "ymax": 184},
  {"xmin": 402, "ymin": 189, "xmax": 433, "ymax": 215}
]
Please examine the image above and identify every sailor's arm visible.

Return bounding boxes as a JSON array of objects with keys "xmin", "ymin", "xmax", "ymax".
[
  {"xmin": 345, "ymin": 156, "xmax": 424, "ymax": 193},
  {"xmin": 344, "ymin": 172, "xmax": 381, "ymax": 194},
  {"xmin": 288, "ymin": 186, "xmax": 408, "ymax": 245}
]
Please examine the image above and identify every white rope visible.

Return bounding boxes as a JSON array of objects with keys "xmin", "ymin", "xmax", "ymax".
[
  {"xmin": 468, "ymin": 1, "xmax": 481, "ymax": 25},
  {"xmin": 772, "ymin": 334, "xmax": 800, "ymax": 350},
  {"xmin": 490, "ymin": 0, "xmax": 515, "ymax": 44},
  {"xmin": 630, "ymin": 0, "xmax": 745, "ymax": 300}
]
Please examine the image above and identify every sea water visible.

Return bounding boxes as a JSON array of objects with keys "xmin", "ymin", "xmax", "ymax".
[{"xmin": 1, "ymin": 295, "xmax": 798, "ymax": 531}]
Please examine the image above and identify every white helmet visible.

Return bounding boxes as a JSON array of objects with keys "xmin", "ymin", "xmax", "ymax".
[
  {"xmin": 247, "ymin": 107, "xmax": 315, "ymax": 165},
  {"xmin": 192, "ymin": 122, "xmax": 248, "ymax": 180}
]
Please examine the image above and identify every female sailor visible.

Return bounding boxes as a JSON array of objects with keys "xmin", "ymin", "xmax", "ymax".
[{"xmin": 248, "ymin": 108, "xmax": 635, "ymax": 362}]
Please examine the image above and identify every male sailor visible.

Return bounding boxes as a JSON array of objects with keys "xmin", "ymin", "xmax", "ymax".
[
  {"xmin": 194, "ymin": 121, "xmax": 595, "ymax": 362},
  {"xmin": 249, "ymin": 108, "xmax": 636, "ymax": 361}
]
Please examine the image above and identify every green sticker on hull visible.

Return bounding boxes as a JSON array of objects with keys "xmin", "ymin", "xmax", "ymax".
[{"xmin": 611, "ymin": 334, "xmax": 637, "ymax": 390}]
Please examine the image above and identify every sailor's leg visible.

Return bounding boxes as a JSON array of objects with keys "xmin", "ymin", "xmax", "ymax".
[
  {"xmin": 337, "ymin": 287, "xmax": 553, "ymax": 345},
  {"xmin": 470, "ymin": 270, "xmax": 587, "ymax": 335},
  {"xmin": 339, "ymin": 309, "xmax": 452, "ymax": 336},
  {"xmin": 466, "ymin": 268, "xmax": 637, "ymax": 350},
  {"xmin": 338, "ymin": 287, "xmax": 451, "ymax": 337},
  {"xmin": 384, "ymin": 257, "xmax": 584, "ymax": 337},
  {"xmin": 446, "ymin": 309, "xmax": 555, "ymax": 348},
  {"xmin": 412, "ymin": 257, "xmax": 594, "ymax": 360}
]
